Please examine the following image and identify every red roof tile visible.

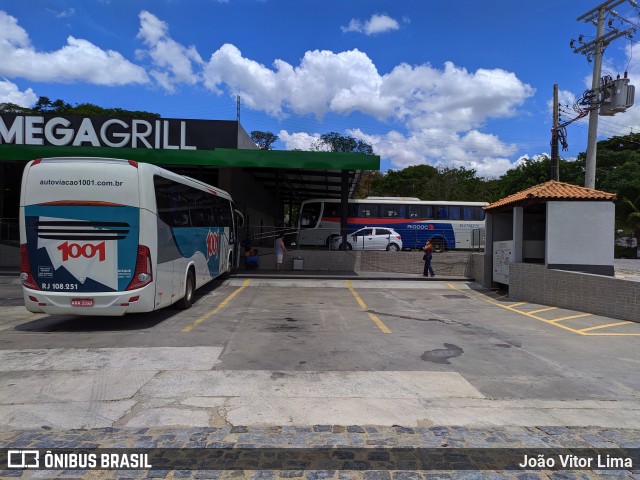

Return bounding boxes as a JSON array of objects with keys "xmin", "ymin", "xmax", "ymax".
[{"xmin": 485, "ymin": 180, "xmax": 616, "ymax": 211}]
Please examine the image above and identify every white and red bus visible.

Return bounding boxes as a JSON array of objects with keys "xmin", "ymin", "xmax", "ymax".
[
  {"xmin": 19, "ymin": 157, "xmax": 243, "ymax": 316},
  {"xmin": 297, "ymin": 197, "xmax": 487, "ymax": 252}
]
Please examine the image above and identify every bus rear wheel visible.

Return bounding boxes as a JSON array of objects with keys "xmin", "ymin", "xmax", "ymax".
[
  {"xmin": 176, "ymin": 270, "xmax": 194, "ymax": 309},
  {"xmin": 432, "ymin": 238, "xmax": 445, "ymax": 253}
]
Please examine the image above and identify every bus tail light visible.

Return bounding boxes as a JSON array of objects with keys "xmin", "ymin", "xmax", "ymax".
[
  {"xmin": 20, "ymin": 244, "xmax": 40, "ymax": 290},
  {"xmin": 120, "ymin": 295, "xmax": 140, "ymax": 307},
  {"xmin": 126, "ymin": 246, "xmax": 153, "ymax": 290}
]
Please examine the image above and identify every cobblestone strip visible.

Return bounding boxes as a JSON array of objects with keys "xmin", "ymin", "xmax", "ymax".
[{"xmin": 1, "ymin": 426, "xmax": 639, "ymax": 479}]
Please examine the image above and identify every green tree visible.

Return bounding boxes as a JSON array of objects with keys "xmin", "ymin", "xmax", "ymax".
[
  {"xmin": 7, "ymin": 96, "xmax": 159, "ymax": 118},
  {"xmin": 590, "ymin": 134, "xmax": 640, "ymax": 229},
  {"xmin": 425, "ymin": 166, "xmax": 485, "ymax": 201},
  {"xmin": 354, "ymin": 170, "xmax": 384, "ymax": 198},
  {"xmin": 495, "ymin": 155, "xmax": 584, "ymax": 198},
  {"xmin": 313, "ymin": 132, "xmax": 374, "ymax": 155},
  {"xmin": 376, "ymin": 165, "xmax": 439, "ymax": 198},
  {"xmin": 622, "ymin": 197, "xmax": 640, "ymax": 258},
  {"xmin": 358, "ymin": 165, "xmax": 496, "ymax": 202},
  {"xmin": 250, "ymin": 131, "xmax": 279, "ymax": 150},
  {"xmin": 0, "ymin": 103, "xmax": 31, "ymax": 114}
]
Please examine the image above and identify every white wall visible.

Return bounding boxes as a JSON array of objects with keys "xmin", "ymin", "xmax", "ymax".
[{"xmin": 546, "ymin": 201, "xmax": 614, "ymax": 266}]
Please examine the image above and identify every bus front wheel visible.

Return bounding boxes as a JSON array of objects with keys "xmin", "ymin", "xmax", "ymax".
[
  {"xmin": 221, "ymin": 253, "xmax": 233, "ymax": 278},
  {"xmin": 176, "ymin": 270, "xmax": 195, "ymax": 309}
]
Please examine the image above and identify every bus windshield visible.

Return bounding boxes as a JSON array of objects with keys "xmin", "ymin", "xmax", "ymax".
[{"xmin": 299, "ymin": 202, "xmax": 321, "ymax": 229}]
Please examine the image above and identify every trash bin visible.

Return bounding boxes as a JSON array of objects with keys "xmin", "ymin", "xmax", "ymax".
[{"xmin": 293, "ymin": 257, "xmax": 304, "ymax": 271}]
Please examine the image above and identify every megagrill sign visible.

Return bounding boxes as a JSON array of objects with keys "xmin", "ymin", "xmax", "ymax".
[{"xmin": 0, "ymin": 114, "xmax": 241, "ymax": 150}]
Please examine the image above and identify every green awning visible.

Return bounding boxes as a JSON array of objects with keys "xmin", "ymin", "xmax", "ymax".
[{"xmin": 0, "ymin": 145, "xmax": 380, "ymax": 170}]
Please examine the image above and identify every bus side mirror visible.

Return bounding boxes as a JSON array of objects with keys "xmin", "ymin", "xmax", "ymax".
[{"xmin": 234, "ymin": 209, "xmax": 245, "ymax": 228}]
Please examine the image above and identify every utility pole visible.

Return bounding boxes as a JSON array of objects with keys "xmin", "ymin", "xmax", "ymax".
[
  {"xmin": 584, "ymin": 5, "xmax": 606, "ymax": 190},
  {"xmin": 551, "ymin": 84, "xmax": 560, "ymax": 181},
  {"xmin": 572, "ymin": 0, "xmax": 636, "ymax": 189}
]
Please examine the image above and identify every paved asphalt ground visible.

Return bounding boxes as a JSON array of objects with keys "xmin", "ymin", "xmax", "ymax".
[{"xmin": 0, "ymin": 265, "xmax": 639, "ymax": 479}]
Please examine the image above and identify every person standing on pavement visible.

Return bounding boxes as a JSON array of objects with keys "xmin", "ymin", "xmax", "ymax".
[
  {"xmin": 275, "ymin": 232, "xmax": 287, "ymax": 271},
  {"xmin": 423, "ymin": 239, "xmax": 435, "ymax": 277}
]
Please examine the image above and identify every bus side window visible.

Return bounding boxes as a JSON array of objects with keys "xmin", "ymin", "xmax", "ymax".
[
  {"xmin": 437, "ymin": 206, "xmax": 448, "ymax": 219},
  {"xmin": 324, "ymin": 203, "xmax": 342, "ymax": 218},
  {"xmin": 191, "ymin": 208, "xmax": 211, "ymax": 227},
  {"xmin": 382, "ymin": 205, "xmax": 402, "ymax": 217},
  {"xmin": 357, "ymin": 204, "xmax": 378, "ymax": 218},
  {"xmin": 155, "ymin": 190, "xmax": 173, "ymax": 226},
  {"xmin": 408, "ymin": 206, "xmax": 420, "ymax": 218},
  {"xmin": 449, "ymin": 206, "xmax": 461, "ymax": 220},
  {"xmin": 424, "ymin": 206, "xmax": 434, "ymax": 219}
]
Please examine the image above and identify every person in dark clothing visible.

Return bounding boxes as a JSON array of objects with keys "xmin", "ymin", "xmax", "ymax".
[{"xmin": 423, "ymin": 239, "xmax": 435, "ymax": 277}]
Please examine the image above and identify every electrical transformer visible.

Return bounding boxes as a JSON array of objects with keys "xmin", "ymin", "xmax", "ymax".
[{"xmin": 599, "ymin": 77, "xmax": 635, "ymax": 116}]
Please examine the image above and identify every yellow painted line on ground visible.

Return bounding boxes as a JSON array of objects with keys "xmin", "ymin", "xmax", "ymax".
[
  {"xmin": 182, "ymin": 279, "xmax": 251, "ymax": 333},
  {"xmin": 345, "ymin": 280, "xmax": 392, "ymax": 334},
  {"xmin": 508, "ymin": 302, "xmax": 527, "ymax": 308},
  {"xmin": 528, "ymin": 306, "xmax": 558, "ymax": 314},
  {"xmin": 548, "ymin": 313, "xmax": 592, "ymax": 323},
  {"xmin": 446, "ymin": 283, "xmax": 586, "ymax": 335},
  {"xmin": 579, "ymin": 321, "xmax": 633, "ymax": 332},
  {"xmin": 447, "ymin": 284, "xmax": 640, "ymax": 336}
]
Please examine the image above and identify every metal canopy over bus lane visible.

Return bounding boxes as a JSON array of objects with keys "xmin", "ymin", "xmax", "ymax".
[
  {"xmin": 446, "ymin": 282, "xmax": 640, "ymax": 336},
  {"xmin": 0, "ymin": 143, "xmax": 378, "ymax": 205}
]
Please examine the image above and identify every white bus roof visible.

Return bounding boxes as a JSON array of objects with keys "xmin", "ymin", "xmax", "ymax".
[{"xmin": 29, "ymin": 157, "xmax": 232, "ymax": 201}]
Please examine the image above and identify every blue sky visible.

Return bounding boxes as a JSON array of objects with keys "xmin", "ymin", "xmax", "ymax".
[{"xmin": 2, "ymin": 0, "xmax": 640, "ymax": 177}]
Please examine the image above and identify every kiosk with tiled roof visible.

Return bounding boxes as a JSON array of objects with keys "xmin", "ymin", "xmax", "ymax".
[{"xmin": 484, "ymin": 180, "xmax": 617, "ymax": 285}]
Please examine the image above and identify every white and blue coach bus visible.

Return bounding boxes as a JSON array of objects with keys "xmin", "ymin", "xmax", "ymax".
[
  {"xmin": 297, "ymin": 197, "xmax": 487, "ymax": 252},
  {"xmin": 19, "ymin": 157, "xmax": 243, "ymax": 316}
]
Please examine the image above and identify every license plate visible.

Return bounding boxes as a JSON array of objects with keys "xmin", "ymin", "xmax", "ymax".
[{"xmin": 71, "ymin": 298, "xmax": 94, "ymax": 307}]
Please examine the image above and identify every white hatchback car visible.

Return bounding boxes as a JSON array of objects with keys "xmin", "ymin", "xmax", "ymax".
[{"xmin": 330, "ymin": 227, "xmax": 403, "ymax": 251}]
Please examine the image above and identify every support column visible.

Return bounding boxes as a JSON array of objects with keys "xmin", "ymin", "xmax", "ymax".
[
  {"xmin": 340, "ymin": 170, "xmax": 349, "ymax": 250},
  {"xmin": 513, "ymin": 206, "xmax": 524, "ymax": 263}
]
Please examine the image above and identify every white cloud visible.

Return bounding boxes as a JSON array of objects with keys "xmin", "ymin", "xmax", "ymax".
[
  {"xmin": 53, "ymin": 8, "xmax": 75, "ymax": 19},
  {"xmin": 0, "ymin": 9, "xmax": 537, "ymax": 178},
  {"xmin": 136, "ymin": 11, "xmax": 203, "ymax": 93},
  {"xmin": 204, "ymin": 45, "xmax": 534, "ymax": 126},
  {"xmin": 556, "ymin": 89, "xmax": 576, "ymax": 109},
  {"xmin": 383, "ymin": 61, "xmax": 535, "ymax": 131},
  {"xmin": 347, "ymin": 127, "xmax": 518, "ymax": 178},
  {"xmin": 0, "ymin": 10, "xmax": 29, "ymax": 47},
  {"xmin": 0, "ymin": 11, "xmax": 148, "ymax": 86},
  {"xmin": 0, "ymin": 79, "xmax": 37, "ymax": 106},
  {"xmin": 278, "ymin": 130, "xmax": 321, "ymax": 150},
  {"xmin": 203, "ymin": 41, "xmax": 534, "ymax": 176},
  {"xmin": 341, "ymin": 14, "xmax": 400, "ymax": 35}
]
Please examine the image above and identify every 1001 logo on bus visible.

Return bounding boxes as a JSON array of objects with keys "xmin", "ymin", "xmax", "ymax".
[
  {"xmin": 206, "ymin": 231, "xmax": 219, "ymax": 259},
  {"xmin": 57, "ymin": 241, "xmax": 106, "ymax": 262}
]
